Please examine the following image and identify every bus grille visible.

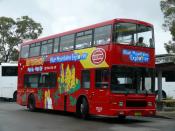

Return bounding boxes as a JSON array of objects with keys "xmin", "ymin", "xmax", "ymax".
[{"xmin": 126, "ymin": 100, "xmax": 147, "ymax": 107}]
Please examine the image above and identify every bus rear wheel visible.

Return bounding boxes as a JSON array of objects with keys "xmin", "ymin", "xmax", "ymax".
[
  {"xmin": 28, "ymin": 95, "xmax": 36, "ymax": 112},
  {"xmin": 76, "ymin": 98, "xmax": 89, "ymax": 119},
  {"xmin": 155, "ymin": 90, "xmax": 167, "ymax": 100}
]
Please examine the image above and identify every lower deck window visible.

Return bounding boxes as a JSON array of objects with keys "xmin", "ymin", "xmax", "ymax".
[
  {"xmin": 95, "ymin": 69, "xmax": 110, "ymax": 88},
  {"xmin": 81, "ymin": 70, "xmax": 90, "ymax": 89},
  {"xmin": 24, "ymin": 72, "xmax": 56, "ymax": 88}
]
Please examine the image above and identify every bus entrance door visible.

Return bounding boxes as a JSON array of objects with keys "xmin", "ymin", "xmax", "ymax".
[
  {"xmin": 91, "ymin": 87, "xmax": 110, "ymax": 114},
  {"xmin": 91, "ymin": 69, "xmax": 110, "ymax": 114}
]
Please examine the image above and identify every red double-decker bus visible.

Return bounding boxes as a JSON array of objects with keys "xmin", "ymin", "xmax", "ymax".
[{"xmin": 17, "ymin": 18, "xmax": 156, "ymax": 119}]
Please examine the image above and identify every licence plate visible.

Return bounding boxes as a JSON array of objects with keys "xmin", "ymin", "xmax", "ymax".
[{"xmin": 134, "ymin": 112, "xmax": 142, "ymax": 116}]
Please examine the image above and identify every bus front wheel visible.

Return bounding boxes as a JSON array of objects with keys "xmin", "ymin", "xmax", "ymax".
[
  {"xmin": 28, "ymin": 95, "xmax": 36, "ymax": 112},
  {"xmin": 118, "ymin": 115, "xmax": 126, "ymax": 120},
  {"xmin": 76, "ymin": 97, "xmax": 89, "ymax": 119}
]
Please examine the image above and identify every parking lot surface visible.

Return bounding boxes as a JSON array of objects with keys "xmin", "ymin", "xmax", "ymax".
[{"xmin": 0, "ymin": 102, "xmax": 175, "ymax": 131}]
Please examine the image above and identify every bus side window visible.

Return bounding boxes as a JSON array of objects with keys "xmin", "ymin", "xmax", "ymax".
[
  {"xmin": 94, "ymin": 25, "xmax": 111, "ymax": 46},
  {"xmin": 24, "ymin": 75, "xmax": 29, "ymax": 87},
  {"xmin": 21, "ymin": 45, "xmax": 29, "ymax": 58},
  {"xmin": 81, "ymin": 70, "xmax": 90, "ymax": 89},
  {"xmin": 60, "ymin": 34, "xmax": 74, "ymax": 52},
  {"xmin": 95, "ymin": 69, "xmax": 109, "ymax": 88},
  {"xmin": 29, "ymin": 43, "xmax": 41, "ymax": 57},
  {"xmin": 41, "ymin": 40, "xmax": 53, "ymax": 55},
  {"xmin": 53, "ymin": 37, "xmax": 60, "ymax": 53},
  {"xmin": 39, "ymin": 72, "xmax": 57, "ymax": 88},
  {"xmin": 25, "ymin": 74, "xmax": 39, "ymax": 88},
  {"xmin": 75, "ymin": 30, "xmax": 92, "ymax": 49}
]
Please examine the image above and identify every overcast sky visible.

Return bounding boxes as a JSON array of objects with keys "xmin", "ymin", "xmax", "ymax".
[{"xmin": 0, "ymin": 0, "xmax": 171, "ymax": 54}]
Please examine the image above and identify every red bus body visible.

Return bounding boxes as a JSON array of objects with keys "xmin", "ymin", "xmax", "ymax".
[{"xmin": 17, "ymin": 19, "xmax": 156, "ymax": 117}]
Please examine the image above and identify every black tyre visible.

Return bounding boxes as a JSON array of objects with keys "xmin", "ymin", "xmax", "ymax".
[
  {"xmin": 13, "ymin": 91, "xmax": 17, "ymax": 102},
  {"xmin": 28, "ymin": 95, "xmax": 36, "ymax": 112},
  {"xmin": 76, "ymin": 98, "xmax": 89, "ymax": 119},
  {"xmin": 162, "ymin": 90, "xmax": 167, "ymax": 99},
  {"xmin": 155, "ymin": 90, "xmax": 167, "ymax": 100},
  {"xmin": 118, "ymin": 115, "xmax": 126, "ymax": 120}
]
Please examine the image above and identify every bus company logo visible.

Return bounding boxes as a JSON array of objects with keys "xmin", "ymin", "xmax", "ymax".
[
  {"xmin": 91, "ymin": 48, "xmax": 106, "ymax": 65},
  {"xmin": 122, "ymin": 49, "xmax": 150, "ymax": 63},
  {"xmin": 50, "ymin": 53, "xmax": 88, "ymax": 63}
]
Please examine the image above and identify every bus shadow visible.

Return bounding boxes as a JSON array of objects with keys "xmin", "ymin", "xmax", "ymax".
[
  {"xmin": 0, "ymin": 98, "xmax": 15, "ymax": 102},
  {"xmin": 22, "ymin": 108, "xmax": 152, "ymax": 124},
  {"xmin": 23, "ymin": 108, "xmax": 75, "ymax": 117},
  {"xmin": 86, "ymin": 116, "xmax": 152, "ymax": 124}
]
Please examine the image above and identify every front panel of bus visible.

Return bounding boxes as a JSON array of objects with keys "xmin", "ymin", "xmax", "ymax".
[{"xmin": 106, "ymin": 21, "xmax": 156, "ymax": 117}]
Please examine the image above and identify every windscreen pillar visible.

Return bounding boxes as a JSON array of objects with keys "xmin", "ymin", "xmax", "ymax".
[{"xmin": 157, "ymin": 70, "xmax": 162, "ymax": 102}]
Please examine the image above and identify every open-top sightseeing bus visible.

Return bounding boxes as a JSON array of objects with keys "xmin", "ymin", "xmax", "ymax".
[{"xmin": 17, "ymin": 18, "xmax": 156, "ymax": 119}]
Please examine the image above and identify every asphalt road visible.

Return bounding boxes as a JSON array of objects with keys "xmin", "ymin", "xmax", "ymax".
[{"xmin": 0, "ymin": 102, "xmax": 175, "ymax": 131}]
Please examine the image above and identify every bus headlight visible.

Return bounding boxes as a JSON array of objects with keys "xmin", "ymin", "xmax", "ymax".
[
  {"xmin": 119, "ymin": 101, "xmax": 124, "ymax": 107},
  {"xmin": 148, "ymin": 102, "xmax": 152, "ymax": 106}
]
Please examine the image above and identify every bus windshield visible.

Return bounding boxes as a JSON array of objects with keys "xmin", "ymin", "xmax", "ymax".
[
  {"xmin": 111, "ymin": 66, "xmax": 155, "ymax": 94},
  {"xmin": 114, "ymin": 23, "xmax": 154, "ymax": 48}
]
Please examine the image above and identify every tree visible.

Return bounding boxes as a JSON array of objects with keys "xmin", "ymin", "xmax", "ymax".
[
  {"xmin": 0, "ymin": 16, "xmax": 43, "ymax": 62},
  {"xmin": 160, "ymin": 0, "xmax": 175, "ymax": 53}
]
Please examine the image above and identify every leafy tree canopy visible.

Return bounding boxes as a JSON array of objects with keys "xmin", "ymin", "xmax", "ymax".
[
  {"xmin": 0, "ymin": 16, "xmax": 43, "ymax": 62},
  {"xmin": 160, "ymin": 0, "xmax": 175, "ymax": 53}
]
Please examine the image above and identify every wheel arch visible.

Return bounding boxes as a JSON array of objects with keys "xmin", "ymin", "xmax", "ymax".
[
  {"xmin": 27, "ymin": 93, "xmax": 35, "ymax": 107},
  {"xmin": 76, "ymin": 95, "xmax": 89, "ymax": 110},
  {"xmin": 155, "ymin": 90, "xmax": 167, "ymax": 99},
  {"xmin": 28, "ymin": 93, "xmax": 35, "ymax": 99},
  {"xmin": 76, "ymin": 95, "xmax": 90, "ymax": 119},
  {"xmin": 13, "ymin": 90, "xmax": 17, "ymax": 101}
]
